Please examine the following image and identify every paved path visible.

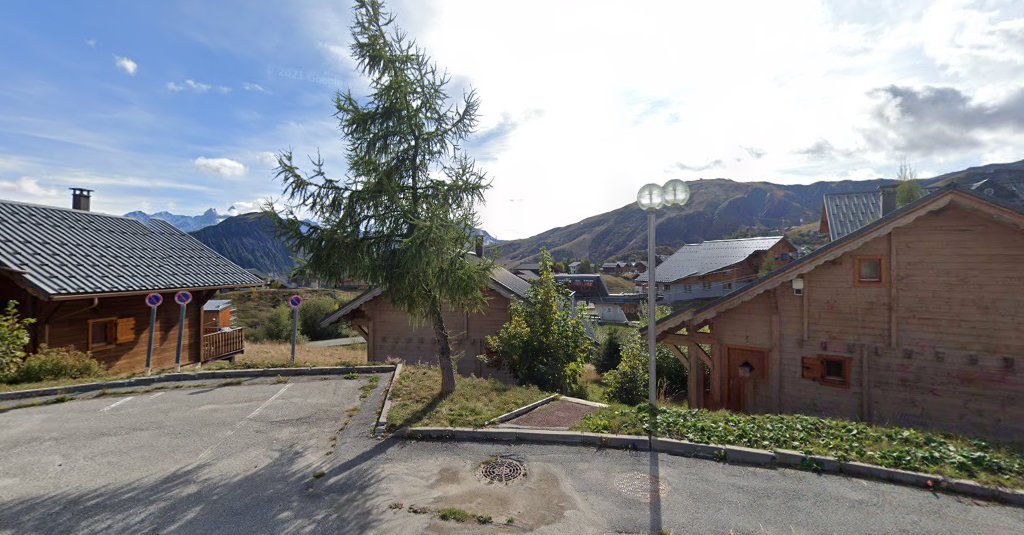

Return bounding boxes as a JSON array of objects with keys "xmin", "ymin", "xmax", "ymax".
[
  {"xmin": 306, "ymin": 336, "xmax": 365, "ymax": 347},
  {"xmin": 1, "ymin": 378, "xmax": 1022, "ymax": 534}
]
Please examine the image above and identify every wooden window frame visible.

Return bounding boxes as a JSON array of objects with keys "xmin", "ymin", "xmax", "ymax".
[
  {"xmin": 853, "ymin": 256, "xmax": 886, "ymax": 287},
  {"xmin": 682, "ymin": 284, "xmax": 692, "ymax": 293},
  {"xmin": 87, "ymin": 317, "xmax": 118, "ymax": 351},
  {"xmin": 701, "ymin": 281, "xmax": 712, "ymax": 290},
  {"xmin": 722, "ymin": 281, "xmax": 733, "ymax": 290},
  {"xmin": 818, "ymin": 354, "xmax": 851, "ymax": 388}
]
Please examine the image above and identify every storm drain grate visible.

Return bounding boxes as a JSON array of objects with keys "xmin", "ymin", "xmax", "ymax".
[{"xmin": 479, "ymin": 457, "xmax": 526, "ymax": 483}]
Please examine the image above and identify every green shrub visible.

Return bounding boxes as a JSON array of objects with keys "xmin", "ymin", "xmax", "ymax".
[
  {"xmin": 594, "ymin": 329, "xmax": 621, "ymax": 374},
  {"xmin": 656, "ymin": 344, "xmax": 687, "ymax": 400},
  {"xmin": 0, "ymin": 301, "xmax": 34, "ymax": 379},
  {"xmin": 484, "ymin": 249, "xmax": 592, "ymax": 395},
  {"xmin": 603, "ymin": 331, "xmax": 648, "ymax": 405},
  {"xmin": 298, "ymin": 296, "xmax": 350, "ymax": 341},
  {"xmin": 251, "ymin": 305, "xmax": 309, "ymax": 343},
  {"xmin": 7, "ymin": 345, "xmax": 102, "ymax": 384}
]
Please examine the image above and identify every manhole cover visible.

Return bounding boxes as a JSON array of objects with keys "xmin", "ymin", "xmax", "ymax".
[
  {"xmin": 615, "ymin": 471, "xmax": 669, "ymax": 501},
  {"xmin": 479, "ymin": 457, "xmax": 526, "ymax": 483}
]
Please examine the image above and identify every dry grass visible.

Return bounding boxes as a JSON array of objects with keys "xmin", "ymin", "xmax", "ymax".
[
  {"xmin": 219, "ymin": 341, "xmax": 368, "ymax": 367},
  {"xmin": 386, "ymin": 365, "xmax": 548, "ymax": 429}
]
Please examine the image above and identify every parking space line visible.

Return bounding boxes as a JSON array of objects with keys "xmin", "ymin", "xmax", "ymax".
[
  {"xmin": 100, "ymin": 397, "xmax": 134, "ymax": 412},
  {"xmin": 196, "ymin": 384, "xmax": 292, "ymax": 462},
  {"xmin": 148, "ymin": 392, "xmax": 164, "ymax": 399}
]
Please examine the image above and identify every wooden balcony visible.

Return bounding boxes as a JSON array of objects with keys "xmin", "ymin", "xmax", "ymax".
[{"xmin": 202, "ymin": 328, "xmax": 245, "ymax": 361}]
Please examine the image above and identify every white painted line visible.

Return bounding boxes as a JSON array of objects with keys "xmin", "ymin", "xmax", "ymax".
[
  {"xmin": 197, "ymin": 384, "xmax": 292, "ymax": 461},
  {"xmin": 100, "ymin": 397, "xmax": 134, "ymax": 412},
  {"xmin": 149, "ymin": 392, "xmax": 165, "ymax": 399},
  {"xmin": 245, "ymin": 384, "xmax": 291, "ymax": 420}
]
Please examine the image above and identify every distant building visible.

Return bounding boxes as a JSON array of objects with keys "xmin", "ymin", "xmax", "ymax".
[
  {"xmin": 636, "ymin": 237, "xmax": 796, "ymax": 304},
  {"xmin": 554, "ymin": 274, "xmax": 641, "ymax": 324},
  {"xmin": 568, "ymin": 261, "xmax": 582, "ymax": 274}
]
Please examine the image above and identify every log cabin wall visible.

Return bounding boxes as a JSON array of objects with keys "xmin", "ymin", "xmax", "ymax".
[
  {"xmin": 361, "ymin": 288, "xmax": 513, "ymax": 380},
  {"xmin": 706, "ymin": 203, "xmax": 1024, "ymax": 441}
]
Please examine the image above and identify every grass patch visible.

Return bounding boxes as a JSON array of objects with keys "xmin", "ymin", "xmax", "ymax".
[
  {"xmin": 575, "ymin": 405, "xmax": 1024, "ymax": 489},
  {"xmin": 360, "ymin": 375, "xmax": 380, "ymax": 399},
  {"xmin": 385, "ymin": 365, "xmax": 548, "ymax": 429},
  {"xmin": 436, "ymin": 508, "xmax": 470, "ymax": 523}
]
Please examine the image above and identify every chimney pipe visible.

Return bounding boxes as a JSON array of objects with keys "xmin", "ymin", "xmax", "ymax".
[
  {"xmin": 474, "ymin": 235, "xmax": 484, "ymax": 258},
  {"xmin": 70, "ymin": 188, "xmax": 93, "ymax": 211},
  {"xmin": 879, "ymin": 184, "xmax": 896, "ymax": 217}
]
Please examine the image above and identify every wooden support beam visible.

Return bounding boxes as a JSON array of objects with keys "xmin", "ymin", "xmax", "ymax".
[
  {"xmin": 687, "ymin": 343, "xmax": 701, "ymax": 410},
  {"xmin": 666, "ymin": 344, "xmax": 689, "ymax": 371},
  {"xmin": 711, "ymin": 343, "xmax": 723, "ymax": 410},
  {"xmin": 662, "ymin": 331, "xmax": 717, "ymax": 347}
]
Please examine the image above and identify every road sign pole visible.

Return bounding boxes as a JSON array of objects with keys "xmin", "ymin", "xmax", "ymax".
[
  {"xmin": 145, "ymin": 305, "xmax": 157, "ymax": 376},
  {"xmin": 174, "ymin": 303, "xmax": 186, "ymax": 372},
  {"xmin": 291, "ymin": 306, "xmax": 298, "ymax": 365}
]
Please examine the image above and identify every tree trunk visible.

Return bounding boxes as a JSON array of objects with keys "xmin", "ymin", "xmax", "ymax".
[{"xmin": 430, "ymin": 298, "xmax": 457, "ymax": 395}]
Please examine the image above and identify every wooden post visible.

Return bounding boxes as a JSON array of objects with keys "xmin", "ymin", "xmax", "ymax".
[
  {"xmin": 711, "ymin": 343, "xmax": 723, "ymax": 410},
  {"xmin": 687, "ymin": 343, "xmax": 701, "ymax": 409}
]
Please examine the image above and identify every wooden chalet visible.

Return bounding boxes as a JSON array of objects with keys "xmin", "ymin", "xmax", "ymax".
[
  {"xmin": 0, "ymin": 193, "xmax": 264, "ymax": 373},
  {"xmin": 322, "ymin": 263, "xmax": 531, "ymax": 378},
  {"xmin": 648, "ymin": 186, "xmax": 1024, "ymax": 441},
  {"xmin": 636, "ymin": 237, "xmax": 796, "ymax": 304}
]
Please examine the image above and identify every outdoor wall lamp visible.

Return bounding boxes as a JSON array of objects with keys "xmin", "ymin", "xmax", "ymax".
[{"xmin": 636, "ymin": 179, "xmax": 691, "ymax": 418}]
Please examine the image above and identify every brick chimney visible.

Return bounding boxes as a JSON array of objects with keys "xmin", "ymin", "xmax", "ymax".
[
  {"xmin": 70, "ymin": 188, "xmax": 93, "ymax": 211},
  {"xmin": 879, "ymin": 184, "xmax": 897, "ymax": 217}
]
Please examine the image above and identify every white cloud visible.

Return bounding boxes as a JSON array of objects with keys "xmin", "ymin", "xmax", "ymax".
[
  {"xmin": 113, "ymin": 55, "xmax": 137, "ymax": 76},
  {"xmin": 0, "ymin": 176, "xmax": 61, "ymax": 201},
  {"xmin": 255, "ymin": 151, "xmax": 279, "ymax": 168},
  {"xmin": 85, "ymin": 38, "xmax": 96, "ymax": 48},
  {"xmin": 242, "ymin": 82, "xmax": 269, "ymax": 93},
  {"xmin": 194, "ymin": 156, "xmax": 247, "ymax": 177},
  {"xmin": 167, "ymin": 79, "xmax": 212, "ymax": 93}
]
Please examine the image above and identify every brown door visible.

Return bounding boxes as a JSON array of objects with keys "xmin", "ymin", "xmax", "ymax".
[{"xmin": 726, "ymin": 348, "xmax": 768, "ymax": 412}]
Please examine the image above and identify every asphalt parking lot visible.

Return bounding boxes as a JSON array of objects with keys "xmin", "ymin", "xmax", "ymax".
[{"xmin": 1, "ymin": 376, "xmax": 1023, "ymax": 534}]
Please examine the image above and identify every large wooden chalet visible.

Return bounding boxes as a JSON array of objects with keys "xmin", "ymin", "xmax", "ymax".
[
  {"xmin": 649, "ymin": 186, "xmax": 1024, "ymax": 441},
  {"xmin": 0, "ymin": 193, "xmax": 263, "ymax": 373}
]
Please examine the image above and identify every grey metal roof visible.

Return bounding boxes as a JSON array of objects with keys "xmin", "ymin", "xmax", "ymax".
[
  {"xmin": 489, "ymin": 264, "xmax": 532, "ymax": 299},
  {"xmin": 636, "ymin": 236, "xmax": 784, "ymax": 284},
  {"xmin": 0, "ymin": 199, "xmax": 264, "ymax": 298},
  {"xmin": 203, "ymin": 299, "xmax": 233, "ymax": 311},
  {"xmin": 514, "ymin": 270, "xmax": 540, "ymax": 281},
  {"xmin": 568, "ymin": 261, "xmax": 581, "ymax": 267},
  {"xmin": 822, "ymin": 191, "xmax": 881, "ymax": 241}
]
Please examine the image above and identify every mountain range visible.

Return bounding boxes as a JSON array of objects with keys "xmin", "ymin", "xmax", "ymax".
[{"xmin": 124, "ymin": 159, "xmax": 1023, "ymax": 274}]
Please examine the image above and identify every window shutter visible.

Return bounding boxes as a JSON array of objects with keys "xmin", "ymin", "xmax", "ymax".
[
  {"xmin": 801, "ymin": 356, "xmax": 821, "ymax": 380},
  {"xmin": 116, "ymin": 317, "xmax": 136, "ymax": 344}
]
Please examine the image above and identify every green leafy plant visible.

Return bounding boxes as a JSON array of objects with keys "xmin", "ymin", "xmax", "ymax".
[
  {"xmin": 298, "ymin": 296, "xmax": 348, "ymax": 341},
  {"xmin": 603, "ymin": 331, "xmax": 650, "ymax": 406},
  {"xmin": 437, "ymin": 508, "xmax": 470, "ymax": 523},
  {"xmin": 0, "ymin": 301, "xmax": 34, "ymax": 379},
  {"xmin": 485, "ymin": 249, "xmax": 592, "ymax": 394},
  {"xmin": 6, "ymin": 345, "xmax": 102, "ymax": 384},
  {"xmin": 594, "ymin": 329, "xmax": 622, "ymax": 374}
]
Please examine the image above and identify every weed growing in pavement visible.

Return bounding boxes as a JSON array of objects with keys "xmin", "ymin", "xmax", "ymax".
[
  {"xmin": 360, "ymin": 375, "xmax": 380, "ymax": 399},
  {"xmin": 312, "ymin": 470, "xmax": 326, "ymax": 479},
  {"xmin": 437, "ymin": 508, "xmax": 470, "ymax": 523},
  {"xmin": 474, "ymin": 514, "xmax": 492, "ymax": 524},
  {"xmin": 344, "ymin": 372, "xmax": 358, "ymax": 380},
  {"xmin": 272, "ymin": 375, "xmax": 288, "ymax": 384},
  {"xmin": 388, "ymin": 502, "xmax": 404, "ymax": 510},
  {"xmin": 407, "ymin": 505, "xmax": 430, "ymax": 514},
  {"xmin": 505, "ymin": 517, "xmax": 515, "ymax": 525}
]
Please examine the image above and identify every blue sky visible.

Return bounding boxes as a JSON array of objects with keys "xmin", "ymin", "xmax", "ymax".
[{"xmin": 1, "ymin": 1, "xmax": 1023, "ymax": 239}]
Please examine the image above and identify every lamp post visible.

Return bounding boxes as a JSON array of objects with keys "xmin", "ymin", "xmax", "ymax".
[{"xmin": 636, "ymin": 180, "xmax": 691, "ymax": 422}]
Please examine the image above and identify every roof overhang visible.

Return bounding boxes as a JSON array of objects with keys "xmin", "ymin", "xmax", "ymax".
[{"xmin": 320, "ymin": 287, "xmax": 383, "ymax": 327}]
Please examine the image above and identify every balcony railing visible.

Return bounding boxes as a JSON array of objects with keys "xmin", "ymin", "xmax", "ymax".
[{"xmin": 202, "ymin": 328, "xmax": 245, "ymax": 361}]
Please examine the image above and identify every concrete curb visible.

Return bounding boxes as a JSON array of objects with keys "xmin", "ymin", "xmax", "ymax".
[
  {"xmin": 484, "ymin": 394, "xmax": 559, "ymax": 426},
  {"xmin": 398, "ymin": 427, "xmax": 1024, "ymax": 508},
  {"xmin": 0, "ymin": 365, "xmax": 395, "ymax": 401},
  {"xmin": 373, "ymin": 363, "xmax": 403, "ymax": 437},
  {"xmin": 557, "ymin": 396, "xmax": 609, "ymax": 408}
]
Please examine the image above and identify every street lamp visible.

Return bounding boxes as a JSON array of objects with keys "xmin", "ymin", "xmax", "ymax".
[{"xmin": 636, "ymin": 179, "xmax": 691, "ymax": 418}]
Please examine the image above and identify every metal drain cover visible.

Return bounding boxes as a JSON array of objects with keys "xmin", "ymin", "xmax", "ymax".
[
  {"xmin": 615, "ymin": 471, "xmax": 669, "ymax": 501},
  {"xmin": 479, "ymin": 457, "xmax": 526, "ymax": 483}
]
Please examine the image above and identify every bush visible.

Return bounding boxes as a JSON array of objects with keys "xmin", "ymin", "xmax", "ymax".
[
  {"xmin": 603, "ymin": 330, "xmax": 687, "ymax": 405},
  {"xmin": 0, "ymin": 300, "xmax": 34, "ymax": 379},
  {"xmin": 7, "ymin": 345, "xmax": 102, "ymax": 384},
  {"xmin": 298, "ymin": 296, "xmax": 350, "ymax": 341},
  {"xmin": 484, "ymin": 249, "xmax": 592, "ymax": 395},
  {"xmin": 250, "ymin": 305, "xmax": 309, "ymax": 343},
  {"xmin": 594, "ymin": 329, "xmax": 621, "ymax": 374}
]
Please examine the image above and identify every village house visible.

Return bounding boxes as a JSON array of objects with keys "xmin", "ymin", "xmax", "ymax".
[
  {"xmin": 553, "ymin": 274, "xmax": 641, "ymax": 324},
  {"xmin": 321, "ymin": 253, "xmax": 530, "ymax": 378},
  {"xmin": 0, "ymin": 191, "xmax": 263, "ymax": 373},
  {"xmin": 635, "ymin": 237, "xmax": 795, "ymax": 304},
  {"xmin": 648, "ymin": 186, "xmax": 1024, "ymax": 441},
  {"xmin": 568, "ymin": 261, "xmax": 582, "ymax": 274}
]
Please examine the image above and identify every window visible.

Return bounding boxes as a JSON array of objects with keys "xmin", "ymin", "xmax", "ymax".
[
  {"xmin": 702, "ymin": 281, "xmax": 712, "ymax": 290},
  {"xmin": 722, "ymin": 282, "xmax": 733, "ymax": 290},
  {"xmin": 682, "ymin": 284, "xmax": 692, "ymax": 293},
  {"xmin": 88, "ymin": 318, "xmax": 117, "ymax": 351},
  {"xmin": 854, "ymin": 256, "xmax": 885, "ymax": 286},
  {"xmin": 802, "ymin": 355, "xmax": 851, "ymax": 387}
]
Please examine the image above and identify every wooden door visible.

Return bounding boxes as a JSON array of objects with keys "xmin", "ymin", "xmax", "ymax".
[{"xmin": 726, "ymin": 347, "xmax": 768, "ymax": 412}]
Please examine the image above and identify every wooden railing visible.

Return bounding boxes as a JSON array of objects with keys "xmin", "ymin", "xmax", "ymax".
[{"xmin": 202, "ymin": 328, "xmax": 245, "ymax": 361}]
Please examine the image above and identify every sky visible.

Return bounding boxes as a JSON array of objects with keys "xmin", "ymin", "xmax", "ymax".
[{"xmin": 1, "ymin": 0, "xmax": 1022, "ymax": 240}]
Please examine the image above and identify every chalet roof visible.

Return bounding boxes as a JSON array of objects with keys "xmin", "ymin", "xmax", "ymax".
[
  {"xmin": 321, "ymin": 263, "xmax": 532, "ymax": 326},
  {"xmin": 646, "ymin": 185, "xmax": 1024, "ymax": 338},
  {"xmin": 514, "ymin": 270, "xmax": 540, "ymax": 281},
  {"xmin": 636, "ymin": 236, "xmax": 785, "ymax": 284},
  {"xmin": 515, "ymin": 263, "xmax": 541, "ymax": 271},
  {"xmin": 568, "ymin": 261, "xmax": 582, "ymax": 267},
  {"xmin": 203, "ymin": 299, "xmax": 233, "ymax": 311},
  {"xmin": 0, "ymin": 199, "xmax": 263, "ymax": 299},
  {"xmin": 822, "ymin": 190, "xmax": 881, "ymax": 241},
  {"xmin": 601, "ymin": 262, "xmax": 622, "ymax": 268},
  {"xmin": 553, "ymin": 274, "xmax": 609, "ymax": 299}
]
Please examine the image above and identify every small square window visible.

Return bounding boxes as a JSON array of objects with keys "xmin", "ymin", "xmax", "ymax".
[
  {"xmin": 818, "ymin": 355, "xmax": 850, "ymax": 387},
  {"xmin": 722, "ymin": 282, "xmax": 733, "ymax": 290},
  {"xmin": 854, "ymin": 256, "xmax": 885, "ymax": 286},
  {"xmin": 88, "ymin": 318, "xmax": 117, "ymax": 351},
  {"xmin": 683, "ymin": 284, "xmax": 692, "ymax": 293},
  {"xmin": 702, "ymin": 282, "xmax": 712, "ymax": 290}
]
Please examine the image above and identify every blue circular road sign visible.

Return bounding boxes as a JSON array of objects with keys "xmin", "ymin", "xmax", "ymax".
[
  {"xmin": 145, "ymin": 293, "xmax": 163, "ymax": 308},
  {"xmin": 175, "ymin": 291, "xmax": 193, "ymax": 305},
  {"xmin": 288, "ymin": 295, "xmax": 302, "ymax": 308}
]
